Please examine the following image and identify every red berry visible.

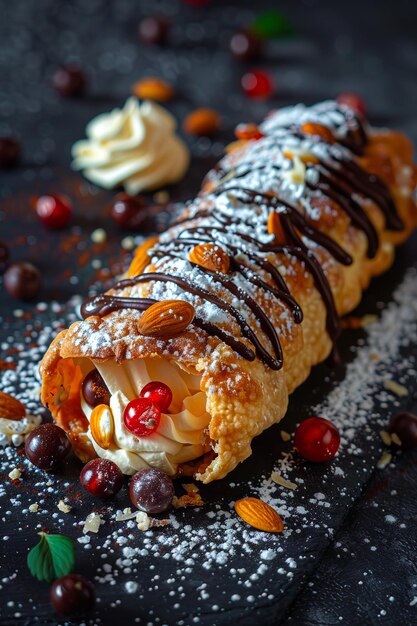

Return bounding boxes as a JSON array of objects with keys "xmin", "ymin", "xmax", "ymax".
[
  {"xmin": 140, "ymin": 381, "xmax": 172, "ymax": 412},
  {"xmin": 241, "ymin": 69, "xmax": 274, "ymax": 99},
  {"xmin": 337, "ymin": 92, "xmax": 366, "ymax": 117},
  {"xmin": 230, "ymin": 30, "xmax": 262, "ymax": 62},
  {"xmin": 80, "ymin": 458, "xmax": 123, "ymax": 499},
  {"xmin": 124, "ymin": 398, "xmax": 161, "ymax": 437},
  {"xmin": 294, "ymin": 416, "xmax": 340, "ymax": 462},
  {"xmin": 35, "ymin": 194, "xmax": 72, "ymax": 229}
]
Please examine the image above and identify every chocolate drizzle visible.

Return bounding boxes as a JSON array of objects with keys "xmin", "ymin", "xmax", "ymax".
[{"xmin": 81, "ymin": 102, "xmax": 405, "ymax": 371}]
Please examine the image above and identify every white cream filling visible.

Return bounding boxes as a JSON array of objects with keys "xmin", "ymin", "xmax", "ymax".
[
  {"xmin": 79, "ymin": 357, "xmax": 210, "ymax": 475},
  {"xmin": 71, "ymin": 98, "xmax": 190, "ymax": 194}
]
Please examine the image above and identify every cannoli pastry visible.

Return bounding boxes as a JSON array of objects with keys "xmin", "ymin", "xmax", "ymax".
[{"xmin": 40, "ymin": 100, "xmax": 417, "ymax": 483}]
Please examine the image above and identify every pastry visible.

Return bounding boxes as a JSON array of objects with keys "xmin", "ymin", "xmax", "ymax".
[{"xmin": 40, "ymin": 100, "xmax": 417, "ymax": 483}]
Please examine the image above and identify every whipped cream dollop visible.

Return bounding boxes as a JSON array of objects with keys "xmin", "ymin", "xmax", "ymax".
[
  {"xmin": 78, "ymin": 357, "xmax": 211, "ymax": 475},
  {"xmin": 71, "ymin": 98, "xmax": 190, "ymax": 194}
]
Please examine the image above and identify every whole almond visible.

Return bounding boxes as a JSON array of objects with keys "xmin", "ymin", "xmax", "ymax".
[
  {"xmin": 300, "ymin": 122, "xmax": 335, "ymax": 143},
  {"xmin": 234, "ymin": 497, "xmax": 284, "ymax": 533},
  {"xmin": 0, "ymin": 391, "xmax": 26, "ymax": 421},
  {"xmin": 267, "ymin": 211, "xmax": 286, "ymax": 244},
  {"xmin": 127, "ymin": 236, "xmax": 159, "ymax": 278},
  {"xmin": 183, "ymin": 108, "xmax": 220, "ymax": 136},
  {"xmin": 89, "ymin": 404, "xmax": 114, "ymax": 450},
  {"xmin": 132, "ymin": 77, "xmax": 174, "ymax": 102},
  {"xmin": 137, "ymin": 300, "xmax": 195, "ymax": 338},
  {"xmin": 189, "ymin": 243, "xmax": 230, "ymax": 274}
]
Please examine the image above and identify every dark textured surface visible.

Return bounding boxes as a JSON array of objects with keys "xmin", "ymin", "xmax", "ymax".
[{"xmin": 1, "ymin": 1, "xmax": 417, "ymax": 625}]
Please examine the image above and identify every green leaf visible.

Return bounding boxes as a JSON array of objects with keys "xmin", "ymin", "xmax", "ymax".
[
  {"xmin": 27, "ymin": 532, "xmax": 76, "ymax": 583},
  {"xmin": 251, "ymin": 10, "xmax": 294, "ymax": 40}
]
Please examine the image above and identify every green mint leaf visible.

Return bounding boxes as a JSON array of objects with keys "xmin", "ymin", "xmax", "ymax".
[
  {"xmin": 251, "ymin": 10, "xmax": 294, "ymax": 40},
  {"xmin": 27, "ymin": 532, "xmax": 76, "ymax": 582}
]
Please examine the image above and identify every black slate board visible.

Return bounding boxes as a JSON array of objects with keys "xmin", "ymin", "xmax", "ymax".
[{"xmin": 1, "ymin": 1, "xmax": 417, "ymax": 625}]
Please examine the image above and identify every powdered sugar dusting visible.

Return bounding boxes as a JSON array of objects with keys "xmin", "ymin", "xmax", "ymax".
[{"xmin": 1, "ymin": 267, "xmax": 417, "ymax": 621}]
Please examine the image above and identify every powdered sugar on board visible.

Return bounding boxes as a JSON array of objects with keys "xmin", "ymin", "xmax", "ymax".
[{"xmin": 0, "ymin": 269, "xmax": 417, "ymax": 624}]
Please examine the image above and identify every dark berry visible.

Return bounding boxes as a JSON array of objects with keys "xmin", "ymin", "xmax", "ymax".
[
  {"xmin": 4, "ymin": 262, "xmax": 42, "ymax": 300},
  {"xmin": 0, "ymin": 241, "xmax": 9, "ymax": 274},
  {"xmin": 389, "ymin": 412, "xmax": 417, "ymax": 450},
  {"xmin": 138, "ymin": 16, "xmax": 169, "ymax": 46},
  {"xmin": 241, "ymin": 69, "xmax": 274, "ymax": 99},
  {"xmin": 35, "ymin": 194, "xmax": 72, "ymax": 229},
  {"xmin": 82, "ymin": 370, "xmax": 110, "ymax": 408},
  {"xmin": 53, "ymin": 66, "xmax": 86, "ymax": 97},
  {"xmin": 80, "ymin": 458, "xmax": 123, "ymax": 499},
  {"xmin": 129, "ymin": 468, "xmax": 174, "ymax": 514},
  {"xmin": 124, "ymin": 399, "xmax": 161, "ymax": 437},
  {"xmin": 110, "ymin": 193, "xmax": 148, "ymax": 230},
  {"xmin": 0, "ymin": 137, "xmax": 20, "ymax": 168},
  {"xmin": 25, "ymin": 423, "xmax": 72, "ymax": 470},
  {"xmin": 50, "ymin": 574, "xmax": 95, "ymax": 616},
  {"xmin": 294, "ymin": 416, "xmax": 340, "ymax": 462},
  {"xmin": 140, "ymin": 381, "xmax": 172, "ymax": 412},
  {"xmin": 230, "ymin": 30, "xmax": 262, "ymax": 62}
]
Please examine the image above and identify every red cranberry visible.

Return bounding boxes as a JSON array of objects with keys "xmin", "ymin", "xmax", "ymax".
[
  {"xmin": 241, "ymin": 69, "xmax": 274, "ymax": 99},
  {"xmin": 35, "ymin": 194, "xmax": 72, "ymax": 229},
  {"xmin": 25, "ymin": 423, "xmax": 72, "ymax": 470},
  {"xmin": 4, "ymin": 262, "xmax": 42, "ymax": 300},
  {"xmin": 82, "ymin": 370, "xmax": 110, "ymax": 408},
  {"xmin": 140, "ymin": 381, "xmax": 172, "ymax": 412},
  {"xmin": 80, "ymin": 458, "xmax": 123, "ymax": 499},
  {"xmin": 389, "ymin": 412, "xmax": 417, "ymax": 450},
  {"xmin": 0, "ymin": 241, "xmax": 9, "ymax": 274},
  {"xmin": 110, "ymin": 193, "xmax": 148, "ymax": 230},
  {"xmin": 0, "ymin": 137, "xmax": 20, "ymax": 168},
  {"xmin": 138, "ymin": 16, "xmax": 169, "ymax": 46},
  {"xmin": 129, "ymin": 468, "xmax": 174, "ymax": 514},
  {"xmin": 124, "ymin": 399, "xmax": 161, "ymax": 437},
  {"xmin": 50, "ymin": 574, "xmax": 95, "ymax": 616},
  {"xmin": 337, "ymin": 92, "xmax": 366, "ymax": 117},
  {"xmin": 53, "ymin": 66, "xmax": 85, "ymax": 97},
  {"xmin": 294, "ymin": 416, "xmax": 340, "ymax": 462},
  {"xmin": 230, "ymin": 30, "xmax": 262, "ymax": 62}
]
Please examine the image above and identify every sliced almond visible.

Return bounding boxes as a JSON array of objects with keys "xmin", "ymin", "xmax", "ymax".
[
  {"xmin": 300, "ymin": 122, "xmax": 335, "ymax": 143},
  {"xmin": 189, "ymin": 243, "xmax": 230, "ymax": 274},
  {"xmin": 283, "ymin": 149, "xmax": 319, "ymax": 165},
  {"xmin": 234, "ymin": 123, "xmax": 264, "ymax": 141},
  {"xmin": 267, "ymin": 211, "xmax": 286, "ymax": 244},
  {"xmin": 234, "ymin": 497, "xmax": 284, "ymax": 533},
  {"xmin": 127, "ymin": 236, "xmax": 159, "ymax": 278},
  {"xmin": 90, "ymin": 404, "xmax": 114, "ymax": 450},
  {"xmin": 132, "ymin": 77, "xmax": 174, "ymax": 102},
  {"xmin": 183, "ymin": 108, "xmax": 220, "ymax": 136},
  {"xmin": 137, "ymin": 300, "xmax": 195, "ymax": 338},
  {"xmin": 0, "ymin": 391, "xmax": 26, "ymax": 421}
]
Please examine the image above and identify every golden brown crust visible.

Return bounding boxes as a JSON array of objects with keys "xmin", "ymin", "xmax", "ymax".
[{"xmin": 40, "ymin": 118, "xmax": 417, "ymax": 482}]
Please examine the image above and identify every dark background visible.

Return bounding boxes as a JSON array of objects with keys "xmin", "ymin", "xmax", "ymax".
[{"xmin": 1, "ymin": 1, "xmax": 417, "ymax": 625}]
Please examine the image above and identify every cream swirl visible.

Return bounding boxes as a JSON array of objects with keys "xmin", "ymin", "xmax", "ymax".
[
  {"xmin": 79, "ymin": 357, "xmax": 211, "ymax": 475},
  {"xmin": 71, "ymin": 98, "xmax": 190, "ymax": 194}
]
